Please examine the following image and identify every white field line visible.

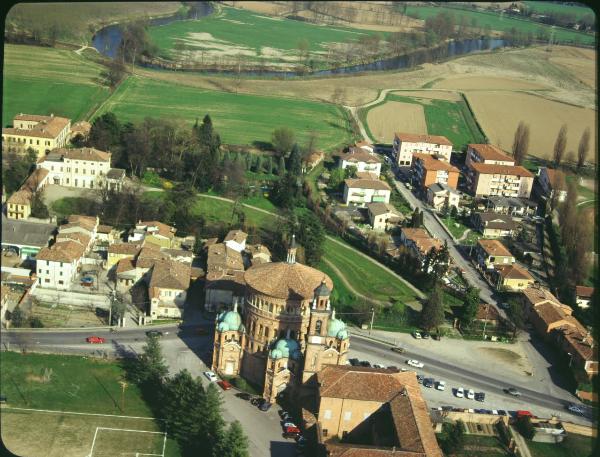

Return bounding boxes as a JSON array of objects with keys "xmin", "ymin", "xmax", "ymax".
[
  {"xmin": 161, "ymin": 432, "xmax": 167, "ymax": 456},
  {"xmin": 88, "ymin": 427, "xmax": 100, "ymax": 457},
  {"xmin": 2, "ymin": 406, "xmax": 163, "ymax": 421},
  {"xmin": 97, "ymin": 427, "xmax": 165, "ymax": 434},
  {"xmin": 91, "ymin": 427, "xmax": 167, "ymax": 457}
]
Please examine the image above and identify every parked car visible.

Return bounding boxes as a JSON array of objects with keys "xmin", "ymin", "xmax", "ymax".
[
  {"xmin": 203, "ymin": 371, "xmax": 218, "ymax": 382},
  {"xmin": 567, "ymin": 403, "xmax": 585, "ymax": 415},
  {"xmin": 416, "ymin": 374, "xmax": 424, "ymax": 384},
  {"xmin": 283, "ymin": 422, "xmax": 297, "ymax": 429},
  {"xmin": 359, "ymin": 360, "xmax": 372, "ymax": 367},
  {"xmin": 436, "ymin": 381, "xmax": 446, "ymax": 391},
  {"xmin": 373, "ymin": 363, "xmax": 386, "ymax": 369},
  {"xmin": 505, "ymin": 387, "xmax": 522, "ymax": 397},
  {"xmin": 259, "ymin": 400, "xmax": 272, "ymax": 412},
  {"xmin": 235, "ymin": 392, "xmax": 252, "ymax": 401},
  {"xmin": 516, "ymin": 410, "xmax": 534, "ymax": 419},
  {"xmin": 441, "ymin": 406, "xmax": 453, "ymax": 411},
  {"xmin": 390, "ymin": 346, "xmax": 405, "ymax": 353},
  {"xmin": 475, "ymin": 392, "xmax": 486, "ymax": 402},
  {"xmin": 497, "ymin": 410, "xmax": 508, "ymax": 416},
  {"xmin": 412, "ymin": 331, "xmax": 422, "ymax": 339},
  {"xmin": 217, "ymin": 380, "xmax": 232, "ymax": 391},
  {"xmin": 283, "ymin": 426, "xmax": 301, "ymax": 438},
  {"xmin": 348, "ymin": 358, "xmax": 360, "ymax": 366},
  {"xmin": 387, "ymin": 366, "xmax": 398, "ymax": 371},
  {"xmin": 466, "ymin": 389, "xmax": 475, "ymax": 400},
  {"xmin": 406, "ymin": 359, "xmax": 424, "ymax": 368},
  {"xmin": 279, "ymin": 409, "xmax": 290, "ymax": 419},
  {"xmin": 86, "ymin": 336, "xmax": 105, "ymax": 344},
  {"xmin": 499, "ymin": 302, "xmax": 510, "ymax": 310},
  {"xmin": 455, "ymin": 387, "xmax": 464, "ymax": 398},
  {"xmin": 421, "ymin": 332, "xmax": 430, "ymax": 339},
  {"xmin": 250, "ymin": 397, "xmax": 262, "ymax": 406},
  {"xmin": 423, "ymin": 378, "xmax": 434, "ymax": 388},
  {"xmin": 81, "ymin": 276, "xmax": 94, "ymax": 286},
  {"xmin": 146, "ymin": 330, "xmax": 163, "ymax": 338}
]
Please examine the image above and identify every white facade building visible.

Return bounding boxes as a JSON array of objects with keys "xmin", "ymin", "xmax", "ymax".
[
  {"xmin": 343, "ymin": 178, "xmax": 391, "ymax": 206},
  {"xmin": 338, "ymin": 146, "xmax": 382, "ymax": 177},
  {"xmin": 393, "ymin": 133, "xmax": 452, "ymax": 166}
]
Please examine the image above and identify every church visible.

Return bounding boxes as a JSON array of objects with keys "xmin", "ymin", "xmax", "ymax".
[{"xmin": 211, "ymin": 237, "xmax": 350, "ymax": 403}]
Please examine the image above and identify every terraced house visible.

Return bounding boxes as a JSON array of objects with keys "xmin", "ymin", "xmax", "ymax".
[
  {"xmin": 37, "ymin": 147, "xmax": 124, "ymax": 191},
  {"xmin": 2, "ymin": 113, "xmax": 71, "ymax": 157},
  {"xmin": 393, "ymin": 132, "xmax": 452, "ymax": 166}
]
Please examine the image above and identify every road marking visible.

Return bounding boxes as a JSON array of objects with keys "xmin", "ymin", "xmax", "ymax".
[{"xmin": 2, "ymin": 406, "xmax": 164, "ymax": 421}]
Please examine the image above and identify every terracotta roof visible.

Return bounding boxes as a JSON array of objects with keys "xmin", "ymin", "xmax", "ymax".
[
  {"xmin": 136, "ymin": 246, "xmax": 169, "ymax": 269},
  {"xmin": 116, "ymin": 258, "xmax": 136, "ymax": 274},
  {"xmin": 97, "ymin": 224, "xmax": 113, "ymax": 234},
  {"xmin": 413, "ymin": 237, "xmax": 443, "ymax": 256},
  {"xmin": 108, "ymin": 243, "xmax": 142, "ymax": 256},
  {"xmin": 474, "ymin": 212, "xmax": 516, "ymax": 231},
  {"xmin": 339, "ymin": 148, "xmax": 382, "ymax": 164},
  {"xmin": 207, "ymin": 243, "xmax": 244, "ymax": 272},
  {"xmin": 394, "ymin": 132, "xmax": 452, "ymax": 147},
  {"xmin": 68, "ymin": 214, "xmax": 98, "ymax": 230},
  {"xmin": 401, "ymin": 228, "xmax": 430, "ymax": 240},
  {"xmin": 244, "ymin": 260, "xmax": 332, "ymax": 300},
  {"xmin": 148, "ymin": 259, "xmax": 190, "ymax": 291},
  {"xmin": 37, "ymin": 239, "xmax": 85, "ymax": 263},
  {"xmin": 224, "ymin": 229, "xmax": 248, "ymax": 244},
  {"xmin": 477, "ymin": 239, "xmax": 513, "ymax": 257},
  {"xmin": 245, "ymin": 244, "xmax": 272, "ymax": 258},
  {"xmin": 24, "ymin": 168, "xmax": 49, "ymax": 191},
  {"xmin": 542, "ymin": 168, "xmax": 566, "ymax": 187},
  {"xmin": 475, "ymin": 303, "xmax": 501, "ymax": 321},
  {"xmin": 355, "ymin": 140, "xmax": 374, "ymax": 150},
  {"xmin": 521, "ymin": 286, "xmax": 561, "ymax": 307},
  {"xmin": 470, "ymin": 162, "xmax": 534, "ymax": 178},
  {"xmin": 534, "ymin": 301, "xmax": 570, "ymax": 327},
  {"xmin": 468, "ymin": 144, "xmax": 514, "ymax": 163},
  {"xmin": 4, "ymin": 114, "xmax": 70, "ymax": 139},
  {"xmin": 7, "ymin": 189, "xmax": 32, "ymax": 206},
  {"xmin": 355, "ymin": 171, "xmax": 380, "ymax": 180},
  {"xmin": 205, "ymin": 269, "xmax": 246, "ymax": 293},
  {"xmin": 56, "ymin": 232, "xmax": 91, "ymax": 247},
  {"xmin": 576, "ymin": 286, "xmax": 594, "ymax": 299},
  {"xmin": 368, "ymin": 202, "xmax": 398, "ymax": 217},
  {"xmin": 51, "ymin": 147, "xmax": 111, "ymax": 162},
  {"xmin": 70, "ymin": 121, "xmax": 91, "ymax": 135},
  {"xmin": 495, "ymin": 264, "xmax": 534, "ymax": 281},
  {"xmin": 560, "ymin": 327, "xmax": 597, "ymax": 363},
  {"xmin": 137, "ymin": 220, "xmax": 176, "ymax": 239},
  {"xmin": 413, "ymin": 153, "xmax": 459, "ymax": 172},
  {"xmin": 344, "ymin": 178, "xmax": 391, "ymax": 191}
]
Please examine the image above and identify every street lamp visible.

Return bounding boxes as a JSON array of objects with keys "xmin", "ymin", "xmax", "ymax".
[
  {"xmin": 119, "ymin": 380, "xmax": 128, "ymax": 412},
  {"xmin": 567, "ymin": 352, "xmax": 573, "ymax": 368},
  {"xmin": 369, "ymin": 307, "xmax": 375, "ymax": 335}
]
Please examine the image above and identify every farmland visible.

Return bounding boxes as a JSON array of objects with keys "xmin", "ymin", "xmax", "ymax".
[
  {"xmin": 147, "ymin": 5, "xmax": 381, "ymax": 67},
  {"xmin": 366, "ymin": 101, "xmax": 427, "ymax": 142},
  {"xmin": 465, "ymin": 91, "xmax": 596, "ymax": 162},
  {"xmin": 405, "ymin": 4, "xmax": 595, "ymax": 45},
  {"xmin": 2, "ymin": 44, "xmax": 109, "ymax": 126},
  {"xmin": 523, "ymin": 1, "xmax": 595, "ymax": 22},
  {"xmin": 93, "ymin": 75, "xmax": 354, "ymax": 150},
  {"xmin": 363, "ymin": 92, "xmax": 486, "ymax": 149}
]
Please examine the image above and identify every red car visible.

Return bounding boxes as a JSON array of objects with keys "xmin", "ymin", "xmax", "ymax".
[
  {"xmin": 217, "ymin": 380, "xmax": 232, "ymax": 391},
  {"xmin": 283, "ymin": 425, "xmax": 301, "ymax": 438},
  {"xmin": 86, "ymin": 336, "xmax": 105, "ymax": 344},
  {"xmin": 516, "ymin": 410, "xmax": 534, "ymax": 419}
]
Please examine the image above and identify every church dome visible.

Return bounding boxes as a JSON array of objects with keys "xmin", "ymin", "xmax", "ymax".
[
  {"xmin": 327, "ymin": 310, "xmax": 349, "ymax": 340},
  {"xmin": 216, "ymin": 308, "xmax": 242, "ymax": 332},
  {"xmin": 269, "ymin": 338, "xmax": 302, "ymax": 360},
  {"xmin": 244, "ymin": 261, "xmax": 333, "ymax": 300}
]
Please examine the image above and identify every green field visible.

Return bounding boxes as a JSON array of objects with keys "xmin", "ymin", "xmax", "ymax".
[
  {"xmin": 94, "ymin": 75, "xmax": 353, "ymax": 149},
  {"xmin": 527, "ymin": 434, "xmax": 594, "ymax": 457},
  {"xmin": 2, "ymin": 44, "xmax": 110, "ymax": 126},
  {"xmin": 523, "ymin": 2, "xmax": 595, "ymax": 22},
  {"xmin": 148, "ymin": 5, "xmax": 378, "ymax": 63},
  {"xmin": 386, "ymin": 93, "xmax": 486, "ymax": 150},
  {"xmin": 322, "ymin": 237, "xmax": 420, "ymax": 305},
  {"xmin": 405, "ymin": 5, "xmax": 595, "ymax": 45}
]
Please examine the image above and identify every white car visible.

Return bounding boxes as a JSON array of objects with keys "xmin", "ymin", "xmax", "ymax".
[
  {"xmin": 466, "ymin": 389, "xmax": 475, "ymax": 400},
  {"xmin": 455, "ymin": 387, "xmax": 464, "ymax": 398},
  {"xmin": 436, "ymin": 380, "xmax": 446, "ymax": 391},
  {"xmin": 373, "ymin": 363, "xmax": 386, "ymax": 369},
  {"xmin": 406, "ymin": 359, "xmax": 424, "ymax": 368},
  {"xmin": 203, "ymin": 371, "xmax": 218, "ymax": 382},
  {"xmin": 412, "ymin": 331, "xmax": 422, "ymax": 339}
]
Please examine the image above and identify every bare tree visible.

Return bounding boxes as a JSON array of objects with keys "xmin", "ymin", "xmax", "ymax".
[
  {"xmin": 549, "ymin": 169, "xmax": 567, "ymax": 213},
  {"xmin": 552, "ymin": 124, "xmax": 568, "ymax": 168},
  {"xmin": 577, "ymin": 127, "xmax": 591, "ymax": 171},
  {"xmin": 568, "ymin": 210, "xmax": 594, "ymax": 285},
  {"xmin": 558, "ymin": 177, "xmax": 578, "ymax": 244},
  {"xmin": 511, "ymin": 121, "xmax": 530, "ymax": 166}
]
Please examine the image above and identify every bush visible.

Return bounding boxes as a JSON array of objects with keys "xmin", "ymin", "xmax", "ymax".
[
  {"xmin": 516, "ymin": 416, "xmax": 534, "ymax": 439},
  {"xmin": 141, "ymin": 170, "xmax": 163, "ymax": 188},
  {"xmin": 29, "ymin": 317, "xmax": 44, "ymax": 328},
  {"xmin": 162, "ymin": 180, "xmax": 173, "ymax": 190}
]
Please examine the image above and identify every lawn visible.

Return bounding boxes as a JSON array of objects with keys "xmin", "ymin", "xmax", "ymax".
[
  {"xmin": 147, "ymin": 5, "xmax": 381, "ymax": 64},
  {"xmin": 527, "ymin": 433, "xmax": 594, "ymax": 457},
  {"xmin": 2, "ymin": 44, "xmax": 110, "ymax": 126},
  {"xmin": 441, "ymin": 215, "xmax": 471, "ymax": 240},
  {"xmin": 385, "ymin": 93, "xmax": 486, "ymax": 151},
  {"xmin": 405, "ymin": 5, "xmax": 595, "ymax": 45},
  {"xmin": 523, "ymin": 2, "xmax": 594, "ymax": 22},
  {"xmin": 50, "ymin": 197, "xmax": 97, "ymax": 219},
  {"xmin": 322, "ymin": 237, "xmax": 420, "ymax": 305},
  {"xmin": 93, "ymin": 75, "xmax": 353, "ymax": 149},
  {"xmin": 450, "ymin": 434, "xmax": 511, "ymax": 457}
]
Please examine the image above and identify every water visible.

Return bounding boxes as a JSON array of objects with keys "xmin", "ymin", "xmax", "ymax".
[{"xmin": 92, "ymin": 12, "xmax": 506, "ymax": 77}]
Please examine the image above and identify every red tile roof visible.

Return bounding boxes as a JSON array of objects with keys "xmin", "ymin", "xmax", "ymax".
[
  {"xmin": 413, "ymin": 153, "xmax": 459, "ymax": 172},
  {"xmin": 394, "ymin": 132, "xmax": 452, "ymax": 146},
  {"xmin": 477, "ymin": 239, "xmax": 513, "ymax": 257},
  {"xmin": 576, "ymin": 286, "xmax": 594, "ymax": 299},
  {"xmin": 468, "ymin": 144, "xmax": 514, "ymax": 163},
  {"xmin": 470, "ymin": 162, "xmax": 534, "ymax": 178}
]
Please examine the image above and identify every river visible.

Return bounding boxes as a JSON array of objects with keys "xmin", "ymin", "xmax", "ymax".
[{"xmin": 92, "ymin": 8, "xmax": 506, "ymax": 77}]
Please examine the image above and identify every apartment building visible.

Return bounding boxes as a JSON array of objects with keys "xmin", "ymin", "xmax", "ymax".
[
  {"xmin": 465, "ymin": 143, "xmax": 515, "ymax": 168},
  {"xmin": 343, "ymin": 177, "xmax": 391, "ymax": 206},
  {"xmin": 475, "ymin": 239, "xmax": 515, "ymax": 270},
  {"xmin": 36, "ymin": 239, "xmax": 86, "ymax": 290},
  {"xmin": 338, "ymin": 145, "xmax": 382, "ymax": 177},
  {"xmin": 37, "ymin": 147, "xmax": 124, "ymax": 190},
  {"xmin": 2, "ymin": 113, "xmax": 71, "ymax": 157},
  {"xmin": 426, "ymin": 182, "xmax": 460, "ymax": 211},
  {"xmin": 411, "ymin": 153, "xmax": 460, "ymax": 190},
  {"xmin": 468, "ymin": 162, "xmax": 534, "ymax": 198},
  {"xmin": 393, "ymin": 132, "xmax": 452, "ymax": 166},
  {"xmin": 6, "ymin": 168, "xmax": 49, "ymax": 220}
]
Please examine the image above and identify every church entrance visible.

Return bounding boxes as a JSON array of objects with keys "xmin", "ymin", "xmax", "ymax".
[{"xmin": 225, "ymin": 361, "xmax": 235, "ymax": 375}]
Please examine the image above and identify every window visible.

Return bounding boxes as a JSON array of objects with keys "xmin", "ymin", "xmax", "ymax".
[
  {"xmin": 46, "ymin": 270, "xmax": 49, "ymax": 274},
  {"xmin": 58, "ymin": 280, "xmax": 64, "ymax": 285},
  {"xmin": 59, "ymin": 272, "xmax": 63, "ymax": 276},
  {"xmin": 38, "ymin": 269, "xmax": 42, "ymax": 274},
  {"xmin": 322, "ymin": 429, "xmax": 328, "ymax": 437},
  {"xmin": 315, "ymin": 320, "xmax": 322, "ymax": 335},
  {"xmin": 343, "ymin": 411, "xmax": 352, "ymax": 421},
  {"xmin": 45, "ymin": 279, "xmax": 50, "ymax": 283},
  {"xmin": 323, "ymin": 410, "xmax": 332, "ymax": 420}
]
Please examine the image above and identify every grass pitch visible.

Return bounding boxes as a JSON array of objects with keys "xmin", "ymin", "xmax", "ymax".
[
  {"xmin": 93, "ymin": 75, "xmax": 354, "ymax": 150},
  {"xmin": 2, "ymin": 44, "xmax": 110, "ymax": 126}
]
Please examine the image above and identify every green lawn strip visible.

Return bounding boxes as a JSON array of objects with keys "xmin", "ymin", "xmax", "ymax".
[
  {"xmin": 523, "ymin": 2, "xmax": 594, "ymax": 22},
  {"xmin": 405, "ymin": 5, "xmax": 594, "ymax": 45},
  {"xmin": 565, "ymin": 175, "xmax": 596, "ymax": 202},
  {"xmin": 322, "ymin": 238, "xmax": 418, "ymax": 304},
  {"xmin": 2, "ymin": 44, "xmax": 110, "ymax": 125},
  {"xmin": 441, "ymin": 216, "xmax": 471, "ymax": 240},
  {"xmin": 239, "ymin": 195, "xmax": 279, "ymax": 213},
  {"xmin": 93, "ymin": 76, "xmax": 352, "ymax": 150},
  {"xmin": 50, "ymin": 197, "xmax": 96, "ymax": 218},
  {"xmin": 147, "ymin": 5, "xmax": 380, "ymax": 60},
  {"xmin": 526, "ymin": 434, "xmax": 594, "ymax": 457},
  {"xmin": 0, "ymin": 352, "xmax": 152, "ymax": 416}
]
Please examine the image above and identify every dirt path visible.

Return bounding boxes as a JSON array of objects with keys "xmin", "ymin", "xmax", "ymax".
[
  {"xmin": 74, "ymin": 45, "xmax": 98, "ymax": 56},
  {"xmin": 457, "ymin": 228, "xmax": 472, "ymax": 242}
]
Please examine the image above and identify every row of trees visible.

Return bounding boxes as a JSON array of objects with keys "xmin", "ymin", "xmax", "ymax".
[{"xmin": 129, "ymin": 336, "xmax": 248, "ymax": 457}]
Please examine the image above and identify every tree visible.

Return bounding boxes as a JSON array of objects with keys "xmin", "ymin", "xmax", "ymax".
[
  {"xmin": 411, "ymin": 208, "xmax": 422, "ymax": 228},
  {"xmin": 507, "ymin": 300, "xmax": 526, "ymax": 337},
  {"xmin": 110, "ymin": 299, "xmax": 127, "ymax": 325},
  {"xmin": 271, "ymin": 127, "xmax": 295, "ymax": 156},
  {"xmin": 9, "ymin": 307, "xmax": 26, "ymax": 328},
  {"xmin": 328, "ymin": 168, "xmax": 345, "ymax": 190},
  {"xmin": 439, "ymin": 420, "xmax": 466, "ymax": 455},
  {"xmin": 277, "ymin": 155, "xmax": 286, "ymax": 176},
  {"xmin": 29, "ymin": 189, "xmax": 49, "ymax": 218},
  {"xmin": 202, "ymin": 383, "xmax": 226, "ymax": 454},
  {"xmin": 552, "ymin": 124, "xmax": 568, "ymax": 168},
  {"xmin": 288, "ymin": 143, "xmax": 303, "ymax": 177},
  {"xmin": 343, "ymin": 165, "xmax": 357, "ymax": 179},
  {"xmin": 101, "ymin": 58, "xmax": 127, "ymax": 89},
  {"xmin": 460, "ymin": 287, "xmax": 480, "ymax": 326},
  {"xmin": 420, "ymin": 284, "xmax": 444, "ymax": 331},
  {"xmin": 567, "ymin": 211, "xmax": 594, "ymax": 286},
  {"xmin": 132, "ymin": 335, "xmax": 168, "ymax": 389},
  {"xmin": 511, "ymin": 121, "xmax": 530, "ymax": 166},
  {"xmin": 559, "ymin": 178, "xmax": 578, "ymax": 244},
  {"xmin": 89, "ymin": 112, "xmax": 122, "ymax": 152},
  {"xmin": 3, "ymin": 151, "xmax": 37, "ymax": 193},
  {"xmin": 218, "ymin": 421, "xmax": 249, "ymax": 457},
  {"xmin": 549, "ymin": 168, "xmax": 567, "ymax": 213},
  {"xmin": 295, "ymin": 212, "xmax": 325, "ymax": 266},
  {"xmin": 577, "ymin": 127, "xmax": 590, "ymax": 171}
]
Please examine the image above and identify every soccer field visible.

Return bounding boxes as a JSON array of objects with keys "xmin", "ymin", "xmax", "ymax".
[{"xmin": 1, "ymin": 407, "xmax": 180, "ymax": 457}]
